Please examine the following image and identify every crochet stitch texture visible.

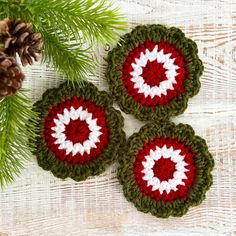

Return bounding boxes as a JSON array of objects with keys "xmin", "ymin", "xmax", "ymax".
[
  {"xmin": 106, "ymin": 24, "xmax": 203, "ymax": 121},
  {"xmin": 33, "ymin": 82, "xmax": 126, "ymax": 181},
  {"xmin": 31, "ymin": 23, "xmax": 213, "ymax": 219},
  {"xmin": 118, "ymin": 122, "xmax": 214, "ymax": 218}
]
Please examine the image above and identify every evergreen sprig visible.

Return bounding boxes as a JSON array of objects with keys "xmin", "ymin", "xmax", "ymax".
[
  {"xmin": 0, "ymin": 0, "xmax": 126, "ymax": 83},
  {"xmin": 41, "ymin": 28, "xmax": 95, "ymax": 83},
  {"xmin": 0, "ymin": 91, "xmax": 38, "ymax": 189}
]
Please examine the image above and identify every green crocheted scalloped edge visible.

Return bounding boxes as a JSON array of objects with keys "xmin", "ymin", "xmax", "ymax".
[
  {"xmin": 32, "ymin": 82, "xmax": 126, "ymax": 181},
  {"xmin": 106, "ymin": 24, "xmax": 204, "ymax": 121},
  {"xmin": 118, "ymin": 122, "xmax": 214, "ymax": 218}
]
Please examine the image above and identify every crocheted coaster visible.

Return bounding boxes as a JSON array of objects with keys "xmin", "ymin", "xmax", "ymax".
[
  {"xmin": 118, "ymin": 122, "xmax": 214, "ymax": 218},
  {"xmin": 106, "ymin": 25, "xmax": 203, "ymax": 121},
  {"xmin": 33, "ymin": 82, "xmax": 125, "ymax": 181}
]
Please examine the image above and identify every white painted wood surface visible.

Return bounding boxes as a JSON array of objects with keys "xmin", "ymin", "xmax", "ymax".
[{"xmin": 0, "ymin": 0, "xmax": 236, "ymax": 235}]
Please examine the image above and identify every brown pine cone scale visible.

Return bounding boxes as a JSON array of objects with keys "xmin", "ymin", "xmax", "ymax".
[
  {"xmin": 0, "ymin": 52, "xmax": 25, "ymax": 99},
  {"xmin": 0, "ymin": 18, "xmax": 44, "ymax": 66}
]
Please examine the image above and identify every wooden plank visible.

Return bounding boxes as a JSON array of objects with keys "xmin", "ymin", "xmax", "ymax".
[{"xmin": 0, "ymin": 0, "xmax": 236, "ymax": 235}]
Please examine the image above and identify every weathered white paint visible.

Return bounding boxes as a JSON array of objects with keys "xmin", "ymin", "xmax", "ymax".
[{"xmin": 0, "ymin": 0, "xmax": 236, "ymax": 235}]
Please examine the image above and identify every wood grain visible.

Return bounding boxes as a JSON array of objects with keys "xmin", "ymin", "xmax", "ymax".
[{"xmin": 0, "ymin": 0, "xmax": 236, "ymax": 235}]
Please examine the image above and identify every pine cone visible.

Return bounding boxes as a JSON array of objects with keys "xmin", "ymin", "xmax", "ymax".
[
  {"xmin": 0, "ymin": 18, "xmax": 44, "ymax": 66},
  {"xmin": 0, "ymin": 52, "xmax": 25, "ymax": 99}
]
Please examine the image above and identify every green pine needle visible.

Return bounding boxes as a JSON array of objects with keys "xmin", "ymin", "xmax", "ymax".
[
  {"xmin": 0, "ymin": 0, "xmax": 127, "ymax": 83},
  {"xmin": 0, "ymin": 91, "xmax": 38, "ymax": 189}
]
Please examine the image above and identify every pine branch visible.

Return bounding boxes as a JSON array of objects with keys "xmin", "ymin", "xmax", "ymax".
[
  {"xmin": 0, "ymin": 0, "xmax": 127, "ymax": 84},
  {"xmin": 27, "ymin": 0, "xmax": 126, "ymax": 44},
  {"xmin": 0, "ymin": 91, "xmax": 38, "ymax": 189},
  {"xmin": 41, "ymin": 28, "xmax": 95, "ymax": 84}
]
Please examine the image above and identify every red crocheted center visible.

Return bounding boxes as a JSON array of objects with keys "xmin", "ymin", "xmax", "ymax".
[
  {"xmin": 64, "ymin": 119, "xmax": 90, "ymax": 144},
  {"xmin": 121, "ymin": 39, "xmax": 188, "ymax": 107},
  {"xmin": 43, "ymin": 96, "xmax": 110, "ymax": 165},
  {"xmin": 142, "ymin": 61, "xmax": 168, "ymax": 87},
  {"xmin": 153, "ymin": 157, "xmax": 176, "ymax": 181},
  {"xmin": 132, "ymin": 137, "xmax": 196, "ymax": 203}
]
